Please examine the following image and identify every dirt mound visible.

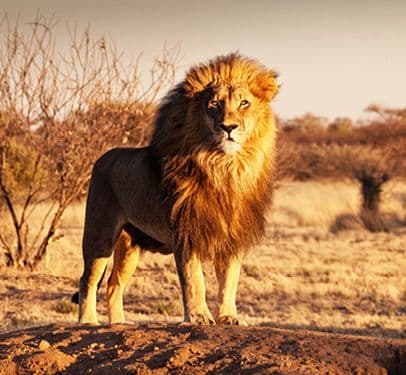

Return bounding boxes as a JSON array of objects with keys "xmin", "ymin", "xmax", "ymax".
[{"xmin": 0, "ymin": 323, "xmax": 405, "ymax": 374}]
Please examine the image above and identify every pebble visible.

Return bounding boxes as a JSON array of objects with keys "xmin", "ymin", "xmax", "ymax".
[{"xmin": 38, "ymin": 340, "xmax": 51, "ymax": 351}]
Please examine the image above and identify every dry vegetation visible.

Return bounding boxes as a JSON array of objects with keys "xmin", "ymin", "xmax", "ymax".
[
  {"xmin": 0, "ymin": 13, "xmax": 177, "ymax": 269},
  {"xmin": 1, "ymin": 181, "xmax": 405, "ymax": 339},
  {"xmin": 277, "ymin": 109, "xmax": 406, "ymax": 235}
]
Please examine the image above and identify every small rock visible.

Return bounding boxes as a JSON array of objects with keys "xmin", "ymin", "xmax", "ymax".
[
  {"xmin": 38, "ymin": 340, "xmax": 51, "ymax": 351},
  {"xmin": 89, "ymin": 343, "xmax": 98, "ymax": 349}
]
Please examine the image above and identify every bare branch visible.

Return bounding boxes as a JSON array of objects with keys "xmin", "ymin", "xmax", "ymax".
[{"xmin": 0, "ymin": 12, "xmax": 178, "ymax": 268}]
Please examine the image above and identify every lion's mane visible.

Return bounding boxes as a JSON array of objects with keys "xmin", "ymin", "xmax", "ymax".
[{"xmin": 150, "ymin": 53, "xmax": 277, "ymax": 263}]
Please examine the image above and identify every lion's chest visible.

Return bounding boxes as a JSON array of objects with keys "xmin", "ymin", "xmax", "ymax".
[{"xmin": 171, "ymin": 172, "xmax": 266, "ymax": 259}]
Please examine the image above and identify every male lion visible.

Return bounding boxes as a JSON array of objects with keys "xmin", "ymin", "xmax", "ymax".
[{"xmin": 77, "ymin": 53, "xmax": 278, "ymax": 325}]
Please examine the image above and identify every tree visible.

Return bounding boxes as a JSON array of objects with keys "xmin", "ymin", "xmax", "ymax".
[
  {"xmin": 327, "ymin": 144, "xmax": 402, "ymax": 231},
  {"xmin": 294, "ymin": 142, "xmax": 402, "ymax": 231},
  {"xmin": 278, "ymin": 107, "xmax": 405, "ymax": 231},
  {"xmin": 0, "ymin": 13, "xmax": 178, "ymax": 268}
]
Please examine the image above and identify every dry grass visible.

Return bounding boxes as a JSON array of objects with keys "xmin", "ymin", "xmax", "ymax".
[{"xmin": 1, "ymin": 180, "xmax": 405, "ymax": 338}]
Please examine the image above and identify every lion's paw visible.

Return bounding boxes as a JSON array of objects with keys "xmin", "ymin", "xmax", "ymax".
[
  {"xmin": 185, "ymin": 312, "xmax": 215, "ymax": 325},
  {"xmin": 217, "ymin": 315, "xmax": 243, "ymax": 325}
]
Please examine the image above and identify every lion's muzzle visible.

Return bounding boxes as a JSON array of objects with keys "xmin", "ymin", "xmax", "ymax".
[{"xmin": 220, "ymin": 123, "xmax": 239, "ymax": 138}]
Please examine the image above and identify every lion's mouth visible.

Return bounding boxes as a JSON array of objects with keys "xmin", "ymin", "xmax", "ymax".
[
  {"xmin": 220, "ymin": 131, "xmax": 236, "ymax": 142},
  {"xmin": 220, "ymin": 138, "xmax": 241, "ymax": 153}
]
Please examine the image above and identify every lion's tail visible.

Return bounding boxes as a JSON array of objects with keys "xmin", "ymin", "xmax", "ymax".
[
  {"xmin": 71, "ymin": 266, "xmax": 108, "ymax": 304},
  {"xmin": 71, "ymin": 291, "xmax": 80, "ymax": 304}
]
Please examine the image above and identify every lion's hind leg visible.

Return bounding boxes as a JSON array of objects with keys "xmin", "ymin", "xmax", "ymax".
[
  {"xmin": 79, "ymin": 177, "xmax": 123, "ymax": 324},
  {"xmin": 79, "ymin": 257, "xmax": 109, "ymax": 324},
  {"xmin": 107, "ymin": 229, "xmax": 140, "ymax": 324}
]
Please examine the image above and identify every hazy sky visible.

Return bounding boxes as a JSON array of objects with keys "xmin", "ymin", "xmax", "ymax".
[{"xmin": 2, "ymin": 0, "xmax": 406, "ymax": 119}]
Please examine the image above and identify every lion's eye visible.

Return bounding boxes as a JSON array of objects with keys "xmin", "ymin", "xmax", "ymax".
[
  {"xmin": 240, "ymin": 99, "xmax": 250, "ymax": 108},
  {"xmin": 208, "ymin": 99, "xmax": 220, "ymax": 108}
]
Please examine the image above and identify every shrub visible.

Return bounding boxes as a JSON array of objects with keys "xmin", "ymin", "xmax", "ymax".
[{"xmin": 0, "ymin": 13, "xmax": 177, "ymax": 268}]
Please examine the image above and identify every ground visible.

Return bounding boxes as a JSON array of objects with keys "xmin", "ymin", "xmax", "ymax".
[
  {"xmin": 0, "ymin": 181, "xmax": 405, "ymax": 373},
  {"xmin": 0, "ymin": 323, "xmax": 405, "ymax": 374}
]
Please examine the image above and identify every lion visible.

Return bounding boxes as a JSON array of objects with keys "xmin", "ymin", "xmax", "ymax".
[{"xmin": 76, "ymin": 53, "xmax": 278, "ymax": 325}]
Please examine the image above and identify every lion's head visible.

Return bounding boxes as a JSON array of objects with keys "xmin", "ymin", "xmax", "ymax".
[
  {"xmin": 150, "ymin": 53, "xmax": 279, "ymax": 263},
  {"xmin": 151, "ymin": 53, "xmax": 278, "ymax": 157}
]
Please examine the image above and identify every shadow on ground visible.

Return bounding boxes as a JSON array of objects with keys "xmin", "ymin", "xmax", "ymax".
[{"xmin": 0, "ymin": 323, "xmax": 405, "ymax": 374}]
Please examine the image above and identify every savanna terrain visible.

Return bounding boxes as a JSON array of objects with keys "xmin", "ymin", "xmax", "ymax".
[
  {"xmin": 1, "ymin": 180, "xmax": 405, "ymax": 374},
  {"xmin": 0, "ymin": 14, "xmax": 405, "ymax": 373}
]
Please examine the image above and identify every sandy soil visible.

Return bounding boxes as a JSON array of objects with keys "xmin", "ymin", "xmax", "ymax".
[{"xmin": 0, "ymin": 323, "xmax": 405, "ymax": 374}]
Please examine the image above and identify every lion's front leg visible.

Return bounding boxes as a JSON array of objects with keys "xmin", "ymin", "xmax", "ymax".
[
  {"xmin": 174, "ymin": 250, "xmax": 214, "ymax": 325},
  {"xmin": 215, "ymin": 256, "xmax": 243, "ymax": 325}
]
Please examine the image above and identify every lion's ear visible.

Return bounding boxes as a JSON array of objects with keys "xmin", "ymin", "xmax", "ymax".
[{"xmin": 252, "ymin": 71, "xmax": 278, "ymax": 102}]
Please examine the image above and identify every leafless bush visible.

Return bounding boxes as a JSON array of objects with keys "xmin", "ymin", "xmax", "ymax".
[{"xmin": 0, "ymin": 13, "xmax": 178, "ymax": 268}]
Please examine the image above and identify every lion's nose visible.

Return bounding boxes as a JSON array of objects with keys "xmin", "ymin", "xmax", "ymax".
[{"xmin": 220, "ymin": 123, "xmax": 238, "ymax": 135}]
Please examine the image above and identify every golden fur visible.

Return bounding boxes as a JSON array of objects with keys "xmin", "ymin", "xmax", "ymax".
[{"xmin": 76, "ymin": 53, "xmax": 278, "ymax": 325}]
